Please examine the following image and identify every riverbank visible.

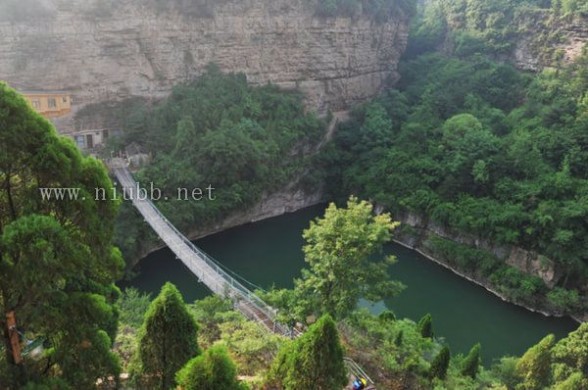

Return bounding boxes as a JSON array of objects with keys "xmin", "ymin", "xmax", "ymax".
[
  {"xmin": 392, "ymin": 237, "xmax": 586, "ymax": 324},
  {"xmin": 129, "ymin": 187, "xmax": 325, "ymax": 267},
  {"xmin": 128, "ymin": 192, "xmax": 586, "ymax": 324}
]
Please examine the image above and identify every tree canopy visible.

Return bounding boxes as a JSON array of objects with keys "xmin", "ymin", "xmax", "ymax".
[
  {"xmin": 0, "ymin": 82, "xmax": 123, "ymax": 388},
  {"xmin": 267, "ymin": 314, "xmax": 347, "ymax": 390},
  {"xmin": 134, "ymin": 282, "xmax": 200, "ymax": 389}
]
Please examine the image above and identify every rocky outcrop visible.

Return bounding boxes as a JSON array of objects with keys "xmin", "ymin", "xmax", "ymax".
[
  {"xmin": 186, "ymin": 185, "xmax": 324, "ymax": 241},
  {"xmin": 393, "ymin": 212, "xmax": 588, "ymax": 322},
  {"xmin": 514, "ymin": 11, "xmax": 588, "ymax": 71},
  {"xmin": 0, "ymin": 0, "xmax": 409, "ymax": 131},
  {"xmin": 396, "ymin": 212, "xmax": 560, "ymax": 288}
]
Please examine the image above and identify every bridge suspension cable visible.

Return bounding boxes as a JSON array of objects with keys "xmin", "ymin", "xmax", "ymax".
[{"xmin": 112, "ymin": 164, "xmax": 290, "ymax": 336}]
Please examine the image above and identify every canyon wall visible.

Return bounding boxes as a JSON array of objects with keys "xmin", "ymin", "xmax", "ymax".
[
  {"xmin": 514, "ymin": 12, "xmax": 588, "ymax": 71},
  {"xmin": 0, "ymin": 0, "xmax": 409, "ymax": 129}
]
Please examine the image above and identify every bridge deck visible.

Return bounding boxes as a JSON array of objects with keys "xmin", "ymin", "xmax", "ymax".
[{"xmin": 112, "ymin": 166, "xmax": 287, "ymax": 335}]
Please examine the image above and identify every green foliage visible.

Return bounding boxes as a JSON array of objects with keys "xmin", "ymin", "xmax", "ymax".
[
  {"xmin": 430, "ymin": 346, "xmax": 451, "ymax": 380},
  {"xmin": 267, "ymin": 314, "xmax": 347, "ymax": 390},
  {"xmin": 112, "ymin": 66, "xmax": 325, "ymax": 263},
  {"xmin": 118, "ymin": 288, "xmax": 151, "ymax": 328},
  {"xmin": 135, "ymin": 282, "xmax": 200, "ymax": 389},
  {"xmin": 327, "ymin": 32, "xmax": 588, "ymax": 312},
  {"xmin": 515, "ymin": 334, "xmax": 555, "ymax": 390},
  {"xmin": 291, "ymin": 197, "xmax": 404, "ymax": 320},
  {"xmin": 176, "ymin": 345, "xmax": 247, "ymax": 390},
  {"xmin": 418, "ymin": 313, "xmax": 434, "ymax": 339},
  {"xmin": 492, "ymin": 356, "xmax": 521, "ymax": 389},
  {"xmin": 547, "ymin": 288, "xmax": 583, "ymax": 312},
  {"xmin": 0, "ymin": 83, "xmax": 123, "ymax": 387},
  {"xmin": 553, "ymin": 0, "xmax": 588, "ymax": 14},
  {"xmin": 461, "ymin": 343, "xmax": 482, "ymax": 379},
  {"xmin": 551, "ymin": 323, "xmax": 588, "ymax": 384}
]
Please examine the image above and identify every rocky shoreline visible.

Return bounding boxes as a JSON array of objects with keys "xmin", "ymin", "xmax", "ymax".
[{"xmin": 393, "ymin": 239, "xmax": 585, "ymax": 324}]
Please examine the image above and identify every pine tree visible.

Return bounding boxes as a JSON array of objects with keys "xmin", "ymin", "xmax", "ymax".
[
  {"xmin": 268, "ymin": 314, "xmax": 347, "ymax": 389},
  {"xmin": 136, "ymin": 282, "xmax": 200, "ymax": 390},
  {"xmin": 516, "ymin": 334, "xmax": 554, "ymax": 390},
  {"xmin": 0, "ymin": 82, "xmax": 123, "ymax": 388},
  {"xmin": 461, "ymin": 343, "xmax": 482, "ymax": 378},
  {"xmin": 418, "ymin": 313, "xmax": 434, "ymax": 339},
  {"xmin": 176, "ymin": 345, "xmax": 246, "ymax": 390},
  {"xmin": 430, "ymin": 346, "xmax": 451, "ymax": 380}
]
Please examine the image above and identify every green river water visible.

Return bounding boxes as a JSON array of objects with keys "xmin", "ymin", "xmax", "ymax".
[{"xmin": 127, "ymin": 204, "xmax": 578, "ymax": 363}]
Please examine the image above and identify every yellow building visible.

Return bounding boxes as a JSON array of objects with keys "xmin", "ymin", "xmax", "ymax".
[{"xmin": 22, "ymin": 91, "xmax": 72, "ymax": 118}]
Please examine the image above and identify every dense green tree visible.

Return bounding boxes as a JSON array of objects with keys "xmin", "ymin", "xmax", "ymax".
[
  {"xmin": 109, "ymin": 67, "xmax": 325, "ymax": 263},
  {"xmin": 418, "ymin": 313, "xmax": 434, "ymax": 339},
  {"xmin": 117, "ymin": 288, "xmax": 151, "ymax": 328},
  {"xmin": 267, "ymin": 314, "xmax": 347, "ymax": 390},
  {"xmin": 326, "ymin": 15, "xmax": 588, "ymax": 312},
  {"xmin": 0, "ymin": 83, "xmax": 123, "ymax": 387},
  {"xmin": 176, "ymin": 345, "xmax": 246, "ymax": 390},
  {"xmin": 551, "ymin": 323, "xmax": 588, "ymax": 382},
  {"xmin": 430, "ymin": 346, "xmax": 451, "ymax": 380},
  {"xmin": 135, "ymin": 282, "xmax": 200, "ymax": 389},
  {"xmin": 292, "ymin": 197, "xmax": 404, "ymax": 320},
  {"xmin": 515, "ymin": 334, "xmax": 555, "ymax": 390},
  {"xmin": 461, "ymin": 343, "xmax": 482, "ymax": 378}
]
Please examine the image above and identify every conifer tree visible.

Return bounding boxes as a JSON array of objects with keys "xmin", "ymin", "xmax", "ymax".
[
  {"xmin": 268, "ymin": 314, "xmax": 347, "ymax": 389},
  {"xmin": 0, "ymin": 82, "xmax": 123, "ymax": 388},
  {"xmin": 515, "ymin": 334, "xmax": 554, "ymax": 390},
  {"xmin": 176, "ymin": 345, "xmax": 246, "ymax": 390},
  {"xmin": 136, "ymin": 282, "xmax": 200, "ymax": 390},
  {"xmin": 418, "ymin": 313, "xmax": 434, "ymax": 339},
  {"xmin": 430, "ymin": 346, "xmax": 451, "ymax": 380},
  {"xmin": 461, "ymin": 343, "xmax": 482, "ymax": 379}
]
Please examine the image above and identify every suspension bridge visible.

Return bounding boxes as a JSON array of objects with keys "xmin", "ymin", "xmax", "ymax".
[{"xmin": 111, "ymin": 160, "xmax": 376, "ymax": 389}]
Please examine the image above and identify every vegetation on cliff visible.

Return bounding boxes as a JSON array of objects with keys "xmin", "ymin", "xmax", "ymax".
[
  {"xmin": 109, "ymin": 65, "xmax": 325, "ymax": 265},
  {"xmin": 323, "ymin": 0, "xmax": 588, "ymax": 316}
]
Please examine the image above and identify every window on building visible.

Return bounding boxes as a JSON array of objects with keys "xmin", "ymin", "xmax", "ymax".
[
  {"xmin": 103, "ymin": 129, "xmax": 109, "ymax": 140},
  {"xmin": 31, "ymin": 99, "xmax": 40, "ymax": 109},
  {"xmin": 48, "ymin": 98, "xmax": 57, "ymax": 109},
  {"xmin": 74, "ymin": 135, "xmax": 85, "ymax": 149},
  {"xmin": 86, "ymin": 134, "xmax": 94, "ymax": 149},
  {"xmin": 62, "ymin": 97, "xmax": 68, "ymax": 103}
]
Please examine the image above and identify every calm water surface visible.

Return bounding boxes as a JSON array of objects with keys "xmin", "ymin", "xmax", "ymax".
[{"xmin": 127, "ymin": 205, "xmax": 578, "ymax": 363}]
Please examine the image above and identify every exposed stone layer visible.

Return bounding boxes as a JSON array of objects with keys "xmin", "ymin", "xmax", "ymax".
[
  {"xmin": 0, "ymin": 0, "xmax": 408, "ymax": 129},
  {"xmin": 514, "ymin": 12, "xmax": 588, "ymax": 71},
  {"xmin": 397, "ymin": 212, "xmax": 559, "ymax": 288}
]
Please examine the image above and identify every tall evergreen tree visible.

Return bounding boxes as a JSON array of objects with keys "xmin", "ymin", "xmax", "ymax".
[
  {"xmin": 430, "ymin": 346, "xmax": 451, "ymax": 380},
  {"xmin": 461, "ymin": 343, "xmax": 482, "ymax": 378},
  {"xmin": 418, "ymin": 313, "xmax": 434, "ymax": 339},
  {"xmin": 136, "ymin": 282, "xmax": 200, "ymax": 390},
  {"xmin": 176, "ymin": 345, "xmax": 246, "ymax": 390},
  {"xmin": 515, "ymin": 334, "xmax": 555, "ymax": 390},
  {"xmin": 0, "ymin": 83, "xmax": 123, "ymax": 387},
  {"xmin": 267, "ymin": 314, "xmax": 347, "ymax": 390}
]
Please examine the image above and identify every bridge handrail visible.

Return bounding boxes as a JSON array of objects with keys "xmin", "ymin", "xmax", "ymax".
[
  {"xmin": 113, "ymin": 168, "xmax": 288, "ymax": 334},
  {"xmin": 344, "ymin": 357, "xmax": 375, "ymax": 385}
]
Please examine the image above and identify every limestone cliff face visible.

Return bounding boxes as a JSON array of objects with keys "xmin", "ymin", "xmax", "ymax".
[
  {"xmin": 514, "ymin": 12, "xmax": 588, "ymax": 71},
  {"xmin": 396, "ymin": 212, "xmax": 560, "ymax": 288},
  {"xmin": 0, "ymin": 0, "xmax": 408, "ymax": 125}
]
